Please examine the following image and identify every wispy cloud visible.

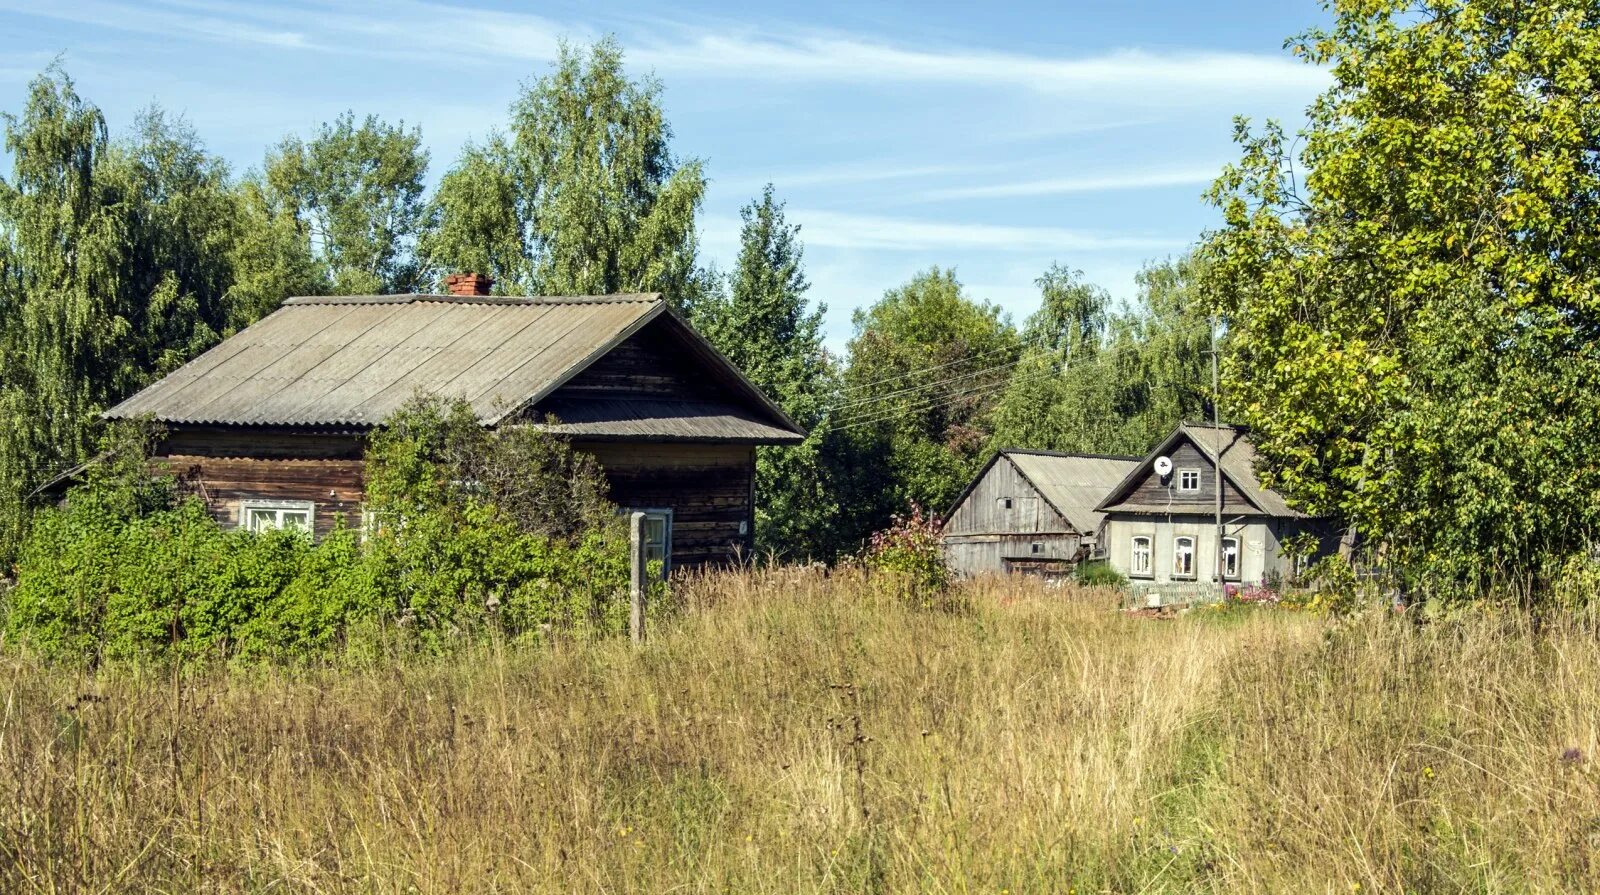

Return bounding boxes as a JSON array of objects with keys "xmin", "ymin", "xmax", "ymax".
[
  {"xmin": 916, "ymin": 164, "xmax": 1224, "ymax": 202},
  {"xmin": 10, "ymin": 0, "xmax": 1325, "ymax": 102},
  {"xmin": 716, "ymin": 160, "xmax": 998, "ymax": 194},
  {"xmin": 778, "ymin": 210, "xmax": 1186, "ymax": 253},
  {"xmin": 635, "ymin": 36, "xmax": 1325, "ymax": 99}
]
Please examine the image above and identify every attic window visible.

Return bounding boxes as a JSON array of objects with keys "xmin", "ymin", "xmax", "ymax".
[
  {"xmin": 1177, "ymin": 468, "xmax": 1202, "ymax": 492},
  {"xmin": 999, "ymin": 497, "xmax": 1013, "ymax": 509}
]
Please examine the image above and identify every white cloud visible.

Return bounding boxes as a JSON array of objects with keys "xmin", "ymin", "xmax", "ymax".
[
  {"xmin": 716, "ymin": 161, "xmax": 993, "ymax": 194},
  {"xmin": 10, "ymin": 0, "xmax": 1326, "ymax": 102},
  {"xmin": 780, "ymin": 210, "xmax": 1185, "ymax": 253},
  {"xmin": 634, "ymin": 35, "xmax": 1325, "ymax": 99},
  {"xmin": 916, "ymin": 165, "xmax": 1224, "ymax": 201}
]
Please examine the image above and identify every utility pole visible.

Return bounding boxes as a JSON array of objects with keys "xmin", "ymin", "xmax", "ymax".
[{"xmin": 1212, "ymin": 317, "xmax": 1224, "ymax": 597}]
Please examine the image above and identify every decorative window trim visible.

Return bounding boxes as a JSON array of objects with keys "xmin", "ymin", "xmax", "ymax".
[
  {"xmin": 1177, "ymin": 468, "xmax": 1202, "ymax": 493},
  {"xmin": 1130, "ymin": 535, "xmax": 1154, "ymax": 578},
  {"xmin": 239, "ymin": 499, "xmax": 315, "ymax": 536},
  {"xmin": 1172, "ymin": 536, "xmax": 1196, "ymax": 579},
  {"xmin": 1222, "ymin": 536, "xmax": 1241, "ymax": 580}
]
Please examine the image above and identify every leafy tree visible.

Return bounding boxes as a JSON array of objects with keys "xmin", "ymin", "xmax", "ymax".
[
  {"xmin": 260, "ymin": 111, "xmax": 429, "ymax": 294},
  {"xmin": 988, "ymin": 258, "xmax": 1215, "ymax": 456},
  {"xmin": 827, "ymin": 268, "xmax": 1019, "ymax": 552},
  {"xmin": 1201, "ymin": 0, "xmax": 1600, "ymax": 595},
  {"xmin": 0, "ymin": 70, "xmax": 243, "ymax": 565},
  {"xmin": 694, "ymin": 186, "xmax": 836, "ymax": 558},
  {"xmin": 423, "ymin": 37, "xmax": 707, "ymax": 303}
]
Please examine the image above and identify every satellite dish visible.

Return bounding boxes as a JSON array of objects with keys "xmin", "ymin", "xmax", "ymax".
[{"xmin": 1154, "ymin": 456, "xmax": 1173, "ymax": 477}]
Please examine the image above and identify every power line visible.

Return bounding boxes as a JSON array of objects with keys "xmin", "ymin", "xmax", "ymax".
[
  {"xmin": 826, "ymin": 336, "xmax": 1158, "ymax": 432},
  {"xmin": 828, "ymin": 351, "xmax": 1091, "ymax": 431},
  {"xmin": 827, "ymin": 350, "xmax": 1046, "ymax": 412},
  {"xmin": 836, "ymin": 330, "xmax": 1053, "ymax": 395}
]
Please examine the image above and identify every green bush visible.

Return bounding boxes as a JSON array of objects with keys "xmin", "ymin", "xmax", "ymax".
[
  {"xmin": 3, "ymin": 398, "xmax": 634, "ymax": 664},
  {"xmin": 864, "ymin": 504, "xmax": 953, "ymax": 607},
  {"xmin": 1075, "ymin": 560, "xmax": 1126, "ymax": 587}
]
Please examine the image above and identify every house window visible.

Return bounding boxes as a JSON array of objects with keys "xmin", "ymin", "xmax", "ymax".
[
  {"xmin": 1030, "ymin": 542, "xmax": 1044, "ymax": 554},
  {"xmin": 1177, "ymin": 468, "xmax": 1202, "ymax": 492},
  {"xmin": 240, "ymin": 499, "xmax": 314, "ymax": 535},
  {"xmin": 625, "ymin": 508, "xmax": 674, "ymax": 580},
  {"xmin": 1173, "ymin": 536, "xmax": 1196, "ymax": 578},
  {"xmin": 1130, "ymin": 536, "xmax": 1153, "ymax": 577},
  {"xmin": 1222, "ymin": 537, "xmax": 1240, "ymax": 580},
  {"xmin": 999, "ymin": 497, "xmax": 1013, "ymax": 509}
]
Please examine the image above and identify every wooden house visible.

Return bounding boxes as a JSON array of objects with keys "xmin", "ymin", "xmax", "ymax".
[
  {"xmin": 941, "ymin": 450, "xmax": 1140, "ymax": 578},
  {"xmin": 1095, "ymin": 423, "xmax": 1334, "ymax": 595},
  {"xmin": 100, "ymin": 274, "xmax": 805, "ymax": 572}
]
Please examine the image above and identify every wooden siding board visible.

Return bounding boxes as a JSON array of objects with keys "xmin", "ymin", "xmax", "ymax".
[
  {"xmin": 1110, "ymin": 442, "xmax": 1254, "ymax": 512},
  {"xmin": 945, "ymin": 455, "xmax": 1074, "ymax": 537}
]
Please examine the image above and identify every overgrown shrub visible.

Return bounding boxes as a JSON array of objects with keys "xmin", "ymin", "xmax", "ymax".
[
  {"xmin": 2, "ymin": 397, "xmax": 633, "ymax": 664},
  {"xmin": 1075, "ymin": 560, "xmax": 1126, "ymax": 587},
  {"xmin": 863, "ymin": 504, "xmax": 952, "ymax": 607}
]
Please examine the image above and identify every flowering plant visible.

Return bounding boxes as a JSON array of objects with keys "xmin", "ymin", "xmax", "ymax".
[{"xmin": 864, "ymin": 504, "xmax": 951, "ymax": 604}]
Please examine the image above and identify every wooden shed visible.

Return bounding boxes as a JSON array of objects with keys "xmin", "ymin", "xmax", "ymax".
[
  {"xmin": 941, "ymin": 450, "xmax": 1140, "ymax": 578},
  {"xmin": 101, "ymin": 279, "xmax": 804, "ymax": 572}
]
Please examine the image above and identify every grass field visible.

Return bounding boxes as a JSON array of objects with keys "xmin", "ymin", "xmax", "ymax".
[{"xmin": 2, "ymin": 569, "xmax": 1597, "ymax": 893}]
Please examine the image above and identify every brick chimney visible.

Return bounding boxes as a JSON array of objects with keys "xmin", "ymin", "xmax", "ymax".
[{"xmin": 445, "ymin": 272, "xmax": 494, "ymax": 297}]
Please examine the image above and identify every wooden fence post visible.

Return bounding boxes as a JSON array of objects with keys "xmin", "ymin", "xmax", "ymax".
[{"xmin": 629, "ymin": 511, "xmax": 647, "ymax": 644}]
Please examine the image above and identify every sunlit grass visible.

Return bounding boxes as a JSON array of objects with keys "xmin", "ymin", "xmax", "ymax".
[{"xmin": 1, "ymin": 568, "xmax": 1595, "ymax": 893}]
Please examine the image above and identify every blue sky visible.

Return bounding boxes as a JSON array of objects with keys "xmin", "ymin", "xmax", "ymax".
[{"xmin": 2, "ymin": 0, "xmax": 1331, "ymax": 349}]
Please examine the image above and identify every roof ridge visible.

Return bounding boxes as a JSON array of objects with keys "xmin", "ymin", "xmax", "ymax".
[
  {"xmin": 1000, "ymin": 447, "xmax": 1142, "ymax": 461},
  {"xmin": 282, "ymin": 292, "xmax": 663, "ymax": 307}
]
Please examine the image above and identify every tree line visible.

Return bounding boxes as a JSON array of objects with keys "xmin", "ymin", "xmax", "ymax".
[
  {"xmin": 0, "ymin": 40, "xmax": 1214, "ymax": 567},
  {"xmin": 6, "ymin": 0, "xmax": 1600, "ymax": 599}
]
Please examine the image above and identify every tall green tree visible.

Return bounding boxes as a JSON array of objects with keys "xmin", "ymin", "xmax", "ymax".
[
  {"xmin": 0, "ymin": 69, "xmax": 246, "ymax": 563},
  {"xmin": 826, "ymin": 268, "xmax": 1018, "ymax": 552},
  {"xmin": 695, "ymin": 185, "xmax": 835, "ymax": 558},
  {"xmin": 423, "ymin": 37, "xmax": 707, "ymax": 303},
  {"xmin": 260, "ymin": 111, "xmax": 429, "ymax": 295},
  {"xmin": 988, "ymin": 258, "xmax": 1215, "ymax": 456},
  {"xmin": 1202, "ymin": 0, "xmax": 1600, "ymax": 594}
]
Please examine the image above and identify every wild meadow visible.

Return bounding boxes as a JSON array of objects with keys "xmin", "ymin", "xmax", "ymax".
[{"xmin": 2, "ymin": 568, "xmax": 1595, "ymax": 894}]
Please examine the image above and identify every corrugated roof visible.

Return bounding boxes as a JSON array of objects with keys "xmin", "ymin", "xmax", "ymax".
[
  {"xmin": 1003, "ymin": 450, "xmax": 1142, "ymax": 535},
  {"xmin": 103, "ymin": 293, "xmax": 804, "ymax": 443}
]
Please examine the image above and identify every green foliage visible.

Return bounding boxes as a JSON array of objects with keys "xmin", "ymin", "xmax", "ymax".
[
  {"xmin": 423, "ymin": 37, "xmax": 707, "ymax": 304},
  {"xmin": 828, "ymin": 268, "xmax": 1019, "ymax": 552},
  {"xmin": 693, "ymin": 185, "xmax": 837, "ymax": 559},
  {"xmin": 0, "ymin": 68, "xmax": 273, "ymax": 566},
  {"xmin": 260, "ymin": 111, "xmax": 430, "ymax": 294},
  {"xmin": 3, "ymin": 404, "xmax": 632, "ymax": 664},
  {"xmin": 1075, "ymin": 560, "xmax": 1127, "ymax": 587},
  {"xmin": 863, "ymin": 505, "xmax": 952, "ymax": 606},
  {"xmin": 1201, "ymin": 0, "xmax": 1600, "ymax": 597},
  {"xmin": 987, "ymin": 258, "xmax": 1216, "ymax": 457}
]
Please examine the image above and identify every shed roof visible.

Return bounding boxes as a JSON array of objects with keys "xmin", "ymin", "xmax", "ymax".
[
  {"xmin": 1003, "ymin": 450, "xmax": 1142, "ymax": 534},
  {"xmin": 103, "ymin": 292, "xmax": 803, "ymax": 442},
  {"xmin": 944, "ymin": 449, "xmax": 1140, "ymax": 536}
]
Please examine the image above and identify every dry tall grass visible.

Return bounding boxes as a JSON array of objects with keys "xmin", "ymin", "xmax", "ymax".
[{"xmin": 1, "ymin": 569, "xmax": 1596, "ymax": 893}]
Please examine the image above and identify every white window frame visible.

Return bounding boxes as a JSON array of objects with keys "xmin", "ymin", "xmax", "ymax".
[
  {"xmin": 1222, "ymin": 536, "xmax": 1241, "ymax": 580},
  {"xmin": 1173, "ymin": 536, "xmax": 1196, "ymax": 579},
  {"xmin": 240, "ymin": 499, "xmax": 315, "ymax": 536},
  {"xmin": 1177, "ymin": 468, "xmax": 1202, "ymax": 493},
  {"xmin": 624, "ymin": 507, "xmax": 674, "ymax": 581},
  {"xmin": 1130, "ymin": 535, "xmax": 1153, "ymax": 578}
]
